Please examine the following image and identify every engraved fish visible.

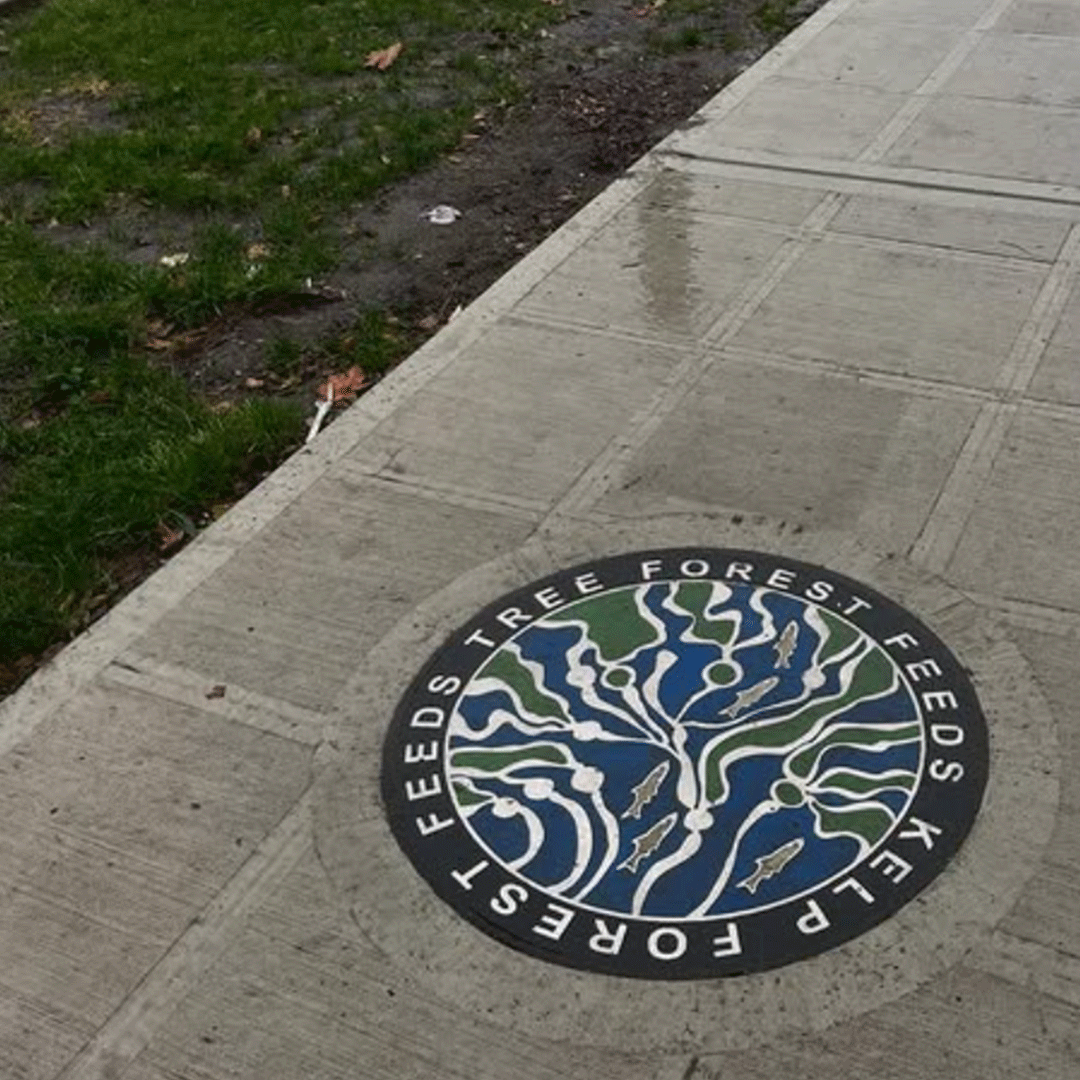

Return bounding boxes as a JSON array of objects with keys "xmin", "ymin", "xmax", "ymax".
[
  {"xmin": 721, "ymin": 676, "xmax": 780, "ymax": 719},
  {"xmin": 736, "ymin": 837, "xmax": 805, "ymax": 894},
  {"xmin": 619, "ymin": 812, "xmax": 678, "ymax": 874},
  {"xmin": 622, "ymin": 761, "xmax": 670, "ymax": 820},
  {"xmin": 773, "ymin": 620, "xmax": 799, "ymax": 669}
]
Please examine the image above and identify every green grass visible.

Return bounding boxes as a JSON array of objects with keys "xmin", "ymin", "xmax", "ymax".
[
  {"xmin": 754, "ymin": 0, "xmax": 803, "ymax": 36},
  {"xmin": 0, "ymin": 372, "xmax": 302, "ymax": 657},
  {"xmin": 0, "ymin": 0, "xmax": 562, "ymax": 671},
  {"xmin": 0, "ymin": 0, "xmax": 555, "ymax": 221}
]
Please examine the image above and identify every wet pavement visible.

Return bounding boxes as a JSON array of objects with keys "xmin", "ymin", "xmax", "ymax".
[{"xmin": 2, "ymin": 0, "xmax": 1079, "ymax": 1076}]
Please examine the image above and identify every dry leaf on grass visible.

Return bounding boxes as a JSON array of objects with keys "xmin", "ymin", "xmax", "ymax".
[
  {"xmin": 317, "ymin": 366, "xmax": 369, "ymax": 403},
  {"xmin": 156, "ymin": 522, "xmax": 185, "ymax": 551},
  {"xmin": 365, "ymin": 42, "xmax": 403, "ymax": 71}
]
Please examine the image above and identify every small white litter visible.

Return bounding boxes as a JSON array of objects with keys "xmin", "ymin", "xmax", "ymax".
[
  {"xmin": 306, "ymin": 384, "xmax": 334, "ymax": 444},
  {"xmin": 423, "ymin": 205, "xmax": 461, "ymax": 225}
]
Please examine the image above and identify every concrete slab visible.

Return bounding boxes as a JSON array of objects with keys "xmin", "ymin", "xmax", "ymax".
[
  {"xmin": 828, "ymin": 195, "xmax": 1072, "ymax": 260},
  {"xmin": 638, "ymin": 172, "xmax": 828, "ymax": 224},
  {"xmin": 884, "ymin": 97, "xmax": 1080, "ymax": 186},
  {"xmin": 515, "ymin": 191, "xmax": 792, "ymax": 341},
  {"xmin": 942, "ymin": 31, "xmax": 1080, "ymax": 106},
  {"xmin": 0, "ymin": 679, "xmax": 312, "ymax": 1069},
  {"xmin": 1029, "ymin": 276, "xmax": 1080, "ymax": 404},
  {"xmin": 998, "ymin": 0, "xmax": 1080, "ymax": 36},
  {"xmin": 134, "ymin": 477, "xmax": 534, "ymax": 711},
  {"xmin": 1002, "ymin": 631, "xmax": 1080, "ymax": 958},
  {"xmin": 948, "ymin": 410, "xmax": 1080, "ymax": 610},
  {"xmin": 594, "ymin": 355, "xmax": 981, "ymax": 553},
  {"xmin": 728, "ymin": 237, "xmax": 1048, "ymax": 386},
  {"xmin": 360, "ymin": 319, "xmax": 687, "ymax": 502},
  {"xmin": 843, "ymin": 0, "xmax": 1000, "ymax": 24},
  {"xmin": 674, "ymin": 78, "xmax": 908, "ymax": 161},
  {"xmin": 773, "ymin": 18, "xmax": 966, "ymax": 92}
]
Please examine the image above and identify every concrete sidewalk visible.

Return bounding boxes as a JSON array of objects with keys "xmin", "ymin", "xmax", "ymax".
[{"xmin": 3, "ymin": 0, "xmax": 1079, "ymax": 1076}]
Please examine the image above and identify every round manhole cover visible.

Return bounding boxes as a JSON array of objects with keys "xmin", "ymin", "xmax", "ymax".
[{"xmin": 382, "ymin": 549, "xmax": 989, "ymax": 980}]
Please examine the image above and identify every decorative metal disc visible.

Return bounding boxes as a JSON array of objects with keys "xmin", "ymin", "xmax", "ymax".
[{"xmin": 382, "ymin": 549, "xmax": 989, "ymax": 979}]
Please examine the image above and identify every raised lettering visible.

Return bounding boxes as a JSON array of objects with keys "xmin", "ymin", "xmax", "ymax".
[
  {"xmin": 922, "ymin": 689, "xmax": 959, "ymax": 712},
  {"xmin": 904, "ymin": 659, "xmax": 943, "ymax": 683},
  {"xmin": 767, "ymin": 568, "xmax": 796, "ymax": 591},
  {"xmin": 534, "ymin": 586, "xmax": 564, "ymax": 611},
  {"xmin": 426, "ymin": 674, "xmax": 462, "ymax": 696},
  {"xmin": 589, "ymin": 919, "xmax": 628, "ymax": 956},
  {"xmin": 900, "ymin": 817, "xmax": 943, "ymax": 850},
  {"xmin": 870, "ymin": 849, "xmax": 913, "ymax": 884},
  {"xmin": 842, "ymin": 596, "xmax": 872, "ymax": 616},
  {"xmin": 416, "ymin": 812, "xmax": 454, "ymax": 837},
  {"xmin": 410, "ymin": 706, "xmax": 445, "ymax": 729},
  {"xmin": 490, "ymin": 883, "xmax": 529, "ymax": 916},
  {"xmin": 451, "ymin": 859, "xmax": 489, "ymax": 890},
  {"xmin": 640, "ymin": 559, "xmax": 664, "ymax": 581},
  {"xmin": 796, "ymin": 899, "xmax": 830, "ymax": 935},
  {"xmin": 884, "ymin": 632, "xmax": 919, "ymax": 651},
  {"xmin": 648, "ymin": 927, "xmax": 688, "ymax": 960},
  {"xmin": 832, "ymin": 876, "xmax": 875, "ymax": 903},
  {"xmin": 533, "ymin": 903, "xmax": 575, "ymax": 941},
  {"xmin": 465, "ymin": 628, "xmax": 496, "ymax": 649},
  {"xmin": 404, "ymin": 741, "xmax": 439, "ymax": 764},
  {"xmin": 405, "ymin": 774, "xmax": 442, "ymax": 802},
  {"xmin": 574, "ymin": 572, "xmax": 604, "ymax": 595},
  {"xmin": 725, "ymin": 561, "xmax": 753, "ymax": 583},
  {"xmin": 805, "ymin": 580, "xmax": 834, "ymax": 602},
  {"xmin": 931, "ymin": 723, "xmax": 964, "ymax": 747},
  {"xmin": 680, "ymin": 559, "xmax": 710, "ymax": 578},
  {"xmin": 929, "ymin": 758, "xmax": 964, "ymax": 782},
  {"xmin": 497, "ymin": 606, "xmax": 532, "ymax": 630},
  {"xmin": 712, "ymin": 921, "xmax": 743, "ymax": 957}
]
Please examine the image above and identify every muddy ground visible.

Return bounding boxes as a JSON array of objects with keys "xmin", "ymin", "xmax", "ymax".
[{"xmin": 168, "ymin": 0, "xmax": 825, "ymax": 393}]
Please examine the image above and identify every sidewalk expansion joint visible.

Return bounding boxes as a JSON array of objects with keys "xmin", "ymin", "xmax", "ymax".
[{"xmin": 656, "ymin": 150, "xmax": 1080, "ymax": 212}]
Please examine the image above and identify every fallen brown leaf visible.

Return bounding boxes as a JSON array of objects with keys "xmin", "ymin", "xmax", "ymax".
[
  {"xmin": 317, "ymin": 366, "xmax": 369, "ymax": 404},
  {"xmin": 156, "ymin": 522, "xmax": 185, "ymax": 551},
  {"xmin": 245, "ymin": 377, "xmax": 265, "ymax": 389},
  {"xmin": 246, "ymin": 242, "xmax": 271, "ymax": 261},
  {"xmin": 206, "ymin": 684, "xmax": 226, "ymax": 700},
  {"xmin": 365, "ymin": 41, "xmax": 403, "ymax": 71}
]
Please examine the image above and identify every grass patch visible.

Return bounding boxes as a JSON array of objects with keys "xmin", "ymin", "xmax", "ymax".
[
  {"xmin": 754, "ymin": 0, "xmax": 802, "ymax": 36},
  {"xmin": 0, "ymin": 0, "xmax": 562, "ymax": 672},
  {"xmin": 0, "ymin": 366, "xmax": 304, "ymax": 660}
]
